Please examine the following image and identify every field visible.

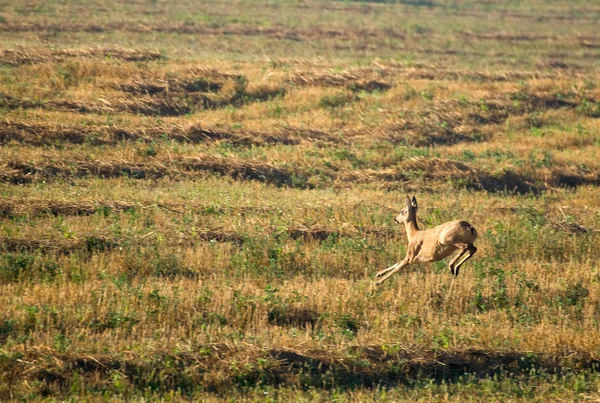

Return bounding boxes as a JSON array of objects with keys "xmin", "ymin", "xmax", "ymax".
[{"xmin": 1, "ymin": 0, "xmax": 600, "ymax": 400}]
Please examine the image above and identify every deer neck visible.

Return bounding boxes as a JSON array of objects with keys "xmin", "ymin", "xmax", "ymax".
[{"xmin": 404, "ymin": 218, "xmax": 419, "ymax": 241}]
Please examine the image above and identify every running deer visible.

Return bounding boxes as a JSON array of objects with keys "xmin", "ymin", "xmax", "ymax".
[{"xmin": 375, "ymin": 195, "xmax": 477, "ymax": 285}]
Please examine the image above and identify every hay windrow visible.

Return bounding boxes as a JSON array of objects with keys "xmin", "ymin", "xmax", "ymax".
[
  {"xmin": 396, "ymin": 157, "xmax": 541, "ymax": 194},
  {"xmin": 0, "ymin": 75, "xmax": 281, "ymax": 116},
  {"xmin": 183, "ymin": 125, "xmax": 302, "ymax": 146},
  {"xmin": 0, "ymin": 121, "xmax": 305, "ymax": 147},
  {"xmin": 0, "ymin": 47, "xmax": 164, "ymax": 66},
  {"xmin": 376, "ymin": 90, "xmax": 593, "ymax": 147},
  {"xmin": 289, "ymin": 65, "xmax": 572, "ymax": 88},
  {"xmin": 460, "ymin": 31, "xmax": 600, "ymax": 43},
  {"xmin": 385, "ymin": 127, "xmax": 477, "ymax": 147},
  {"xmin": 4, "ymin": 155, "xmax": 596, "ymax": 194},
  {"xmin": 109, "ymin": 68, "xmax": 239, "ymax": 95},
  {"xmin": 548, "ymin": 166, "xmax": 600, "ymax": 188},
  {"xmin": 0, "ymin": 20, "xmax": 399, "ymax": 42},
  {"xmin": 0, "ymin": 121, "xmax": 89, "ymax": 145},
  {"xmin": 468, "ymin": 91, "xmax": 589, "ymax": 125},
  {"xmin": 0, "ymin": 154, "xmax": 318, "ymax": 187},
  {"xmin": 0, "ymin": 221, "xmax": 396, "ymax": 254},
  {"xmin": 289, "ymin": 71, "xmax": 392, "ymax": 93},
  {"xmin": 0, "ymin": 93, "xmax": 192, "ymax": 116},
  {"xmin": 179, "ymin": 156, "xmax": 306, "ymax": 187},
  {"xmin": 347, "ymin": 157, "xmax": 540, "ymax": 194},
  {"xmin": 2, "ymin": 346, "xmax": 599, "ymax": 396},
  {"xmin": 0, "ymin": 199, "xmax": 137, "ymax": 218},
  {"xmin": 384, "ymin": 109, "xmax": 482, "ymax": 147},
  {"xmin": 0, "ymin": 231, "xmax": 239, "ymax": 254},
  {"xmin": 0, "ymin": 236, "xmax": 121, "ymax": 254}
]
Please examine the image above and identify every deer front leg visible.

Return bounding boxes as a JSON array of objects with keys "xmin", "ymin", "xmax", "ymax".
[
  {"xmin": 448, "ymin": 246, "xmax": 468, "ymax": 276},
  {"xmin": 453, "ymin": 245, "xmax": 477, "ymax": 277},
  {"xmin": 375, "ymin": 258, "xmax": 409, "ymax": 286},
  {"xmin": 375, "ymin": 262, "xmax": 400, "ymax": 277}
]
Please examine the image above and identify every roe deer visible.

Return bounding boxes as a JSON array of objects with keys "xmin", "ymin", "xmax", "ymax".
[{"xmin": 375, "ymin": 195, "xmax": 477, "ymax": 285}]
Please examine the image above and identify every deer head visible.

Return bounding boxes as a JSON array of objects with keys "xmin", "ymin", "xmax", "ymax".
[{"xmin": 394, "ymin": 195, "xmax": 418, "ymax": 224}]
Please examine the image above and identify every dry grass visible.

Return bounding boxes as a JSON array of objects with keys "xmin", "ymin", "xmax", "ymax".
[{"xmin": 1, "ymin": 0, "xmax": 600, "ymax": 400}]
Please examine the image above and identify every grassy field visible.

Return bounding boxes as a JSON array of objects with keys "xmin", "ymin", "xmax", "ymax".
[{"xmin": 1, "ymin": 0, "xmax": 600, "ymax": 400}]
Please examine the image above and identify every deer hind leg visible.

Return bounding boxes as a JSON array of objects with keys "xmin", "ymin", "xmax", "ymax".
[
  {"xmin": 448, "ymin": 245, "xmax": 469, "ymax": 276},
  {"xmin": 375, "ymin": 262, "xmax": 400, "ymax": 277},
  {"xmin": 453, "ymin": 245, "xmax": 477, "ymax": 277},
  {"xmin": 375, "ymin": 259, "xmax": 409, "ymax": 286}
]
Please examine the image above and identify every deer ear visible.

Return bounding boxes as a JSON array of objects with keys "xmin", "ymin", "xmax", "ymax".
[
  {"xmin": 412, "ymin": 196, "xmax": 418, "ymax": 208},
  {"xmin": 405, "ymin": 195, "xmax": 411, "ymax": 208}
]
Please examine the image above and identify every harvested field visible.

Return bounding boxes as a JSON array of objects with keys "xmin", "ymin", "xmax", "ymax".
[{"xmin": 1, "ymin": 0, "xmax": 600, "ymax": 401}]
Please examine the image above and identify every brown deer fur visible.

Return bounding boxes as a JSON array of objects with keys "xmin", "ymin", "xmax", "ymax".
[{"xmin": 375, "ymin": 195, "xmax": 477, "ymax": 285}]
